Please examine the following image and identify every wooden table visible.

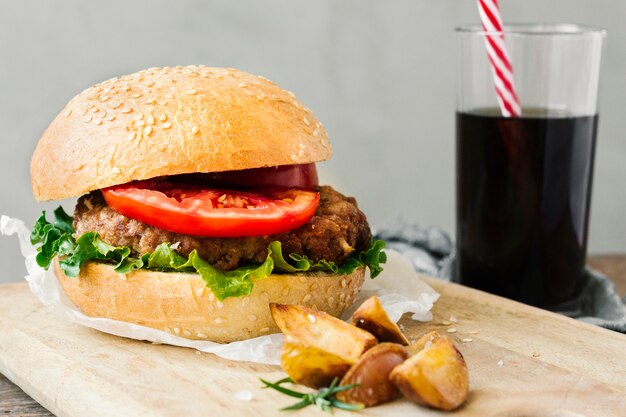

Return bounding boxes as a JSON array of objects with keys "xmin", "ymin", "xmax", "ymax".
[{"xmin": 1, "ymin": 255, "xmax": 625, "ymax": 416}]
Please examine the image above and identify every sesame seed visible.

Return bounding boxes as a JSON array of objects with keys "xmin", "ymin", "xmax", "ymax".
[
  {"xmin": 144, "ymin": 98, "xmax": 156, "ymax": 105},
  {"xmin": 130, "ymin": 93, "xmax": 142, "ymax": 99},
  {"xmin": 209, "ymin": 293, "xmax": 215, "ymax": 302},
  {"xmin": 111, "ymin": 167, "xmax": 121, "ymax": 174},
  {"xmin": 182, "ymin": 329, "xmax": 191, "ymax": 337},
  {"xmin": 134, "ymin": 113, "xmax": 144, "ymax": 120},
  {"xmin": 136, "ymin": 120, "xmax": 145, "ymax": 127},
  {"xmin": 447, "ymin": 328, "xmax": 457, "ymax": 333},
  {"xmin": 303, "ymin": 117, "xmax": 310, "ymax": 126},
  {"xmin": 497, "ymin": 359, "xmax": 504, "ymax": 366},
  {"xmin": 128, "ymin": 132, "xmax": 136, "ymax": 141},
  {"xmin": 532, "ymin": 351, "xmax": 541, "ymax": 358},
  {"xmin": 340, "ymin": 279, "xmax": 347, "ymax": 288},
  {"xmin": 191, "ymin": 126, "xmax": 199, "ymax": 135},
  {"xmin": 99, "ymin": 95, "xmax": 110, "ymax": 102},
  {"xmin": 173, "ymin": 327, "xmax": 181, "ymax": 335},
  {"xmin": 302, "ymin": 294, "xmax": 312, "ymax": 303},
  {"xmin": 462, "ymin": 338, "xmax": 473, "ymax": 343},
  {"xmin": 144, "ymin": 126, "xmax": 153, "ymax": 136},
  {"xmin": 158, "ymin": 113, "xmax": 167, "ymax": 122},
  {"xmin": 186, "ymin": 89, "xmax": 197, "ymax": 95},
  {"xmin": 292, "ymin": 101, "xmax": 301, "ymax": 109},
  {"xmin": 442, "ymin": 320, "xmax": 451, "ymax": 326},
  {"xmin": 449, "ymin": 314, "xmax": 458, "ymax": 323},
  {"xmin": 298, "ymin": 149, "xmax": 304, "ymax": 157},
  {"xmin": 248, "ymin": 314, "xmax": 257, "ymax": 322},
  {"xmin": 261, "ymin": 292, "xmax": 270, "ymax": 302},
  {"xmin": 287, "ymin": 91, "xmax": 296, "ymax": 98},
  {"xmin": 196, "ymin": 333, "xmax": 207, "ymax": 338},
  {"xmin": 146, "ymin": 115, "xmax": 155, "ymax": 125},
  {"xmin": 238, "ymin": 83, "xmax": 246, "ymax": 88},
  {"xmin": 312, "ymin": 129, "xmax": 320, "ymax": 137},
  {"xmin": 214, "ymin": 318, "xmax": 224, "ymax": 324},
  {"xmin": 290, "ymin": 154, "xmax": 299, "ymax": 162},
  {"xmin": 299, "ymin": 143, "xmax": 306, "ymax": 149},
  {"xmin": 87, "ymin": 103, "xmax": 95, "ymax": 109},
  {"xmin": 95, "ymin": 119, "xmax": 103, "ymax": 126},
  {"xmin": 307, "ymin": 314, "xmax": 316, "ymax": 323},
  {"xmin": 83, "ymin": 116, "xmax": 92, "ymax": 123},
  {"xmin": 120, "ymin": 107, "xmax": 133, "ymax": 114},
  {"xmin": 216, "ymin": 300, "xmax": 224, "ymax": 309},
  {"xmin": 64, "ymin": 109, "xmax": 72, "ymax": 118},
  {"xmin": 106, "ymin": 115, "xmax": 116, "ymax": 121},
  {"xmin": 260, "ymin": 327, "xmax": 270, "ymax": 333},
  {"xmin": 162, "ymin": 122, "xmax": 172, "ymax": 129},
  {"xmin": 196, "ymin": 287, "xmax": 205, "ymax": 297},
  {"xmin": 298, "ymin": 276, "xmax": 307, "ymax": 284}
]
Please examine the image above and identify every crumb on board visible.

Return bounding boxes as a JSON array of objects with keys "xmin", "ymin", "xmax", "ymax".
[{"xmin": 234, "ymin": 390, "xmax": 253, "ymax": 402}]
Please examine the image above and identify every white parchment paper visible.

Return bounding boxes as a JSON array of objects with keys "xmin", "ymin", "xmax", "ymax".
[{"xmin": 1, "ymin": 214, "xmax": 439, "ymax": 365}]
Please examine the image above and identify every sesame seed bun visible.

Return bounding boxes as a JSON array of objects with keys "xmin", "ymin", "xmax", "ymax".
[
  {"xmin": 54, "ymin": 259, "xmax": 365, "ymax": 343},
  {"xmin": 31, "ymin": 65, "xmax": 332, "ymax": 201}
]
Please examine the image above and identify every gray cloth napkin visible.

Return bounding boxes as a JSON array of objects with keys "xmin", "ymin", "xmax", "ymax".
[{"xmin": 375, "ymin": 221, "xmax": 626, "ymax": 333}]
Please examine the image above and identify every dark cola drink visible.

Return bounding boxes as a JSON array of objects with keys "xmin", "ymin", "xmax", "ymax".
[{"xmin": 456, "ymin": 108, "xmax": 598, "ymax": 308}]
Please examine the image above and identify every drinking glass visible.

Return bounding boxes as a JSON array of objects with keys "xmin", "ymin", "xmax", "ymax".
[{"xmin": 455, "ymin": 24, "xmax": 605, "ymax": 310}]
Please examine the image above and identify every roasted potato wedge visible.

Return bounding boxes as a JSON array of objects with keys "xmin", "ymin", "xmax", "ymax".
[
  {"xmin": 281, "ymin": 341, "xmax": 353, "ymax": 389},
  {"xmin": 389, "ymin": 336, "xmax": 469, "ymax": 411},
  {"xmin": 336, "ymin": 343, "xmax": 409, "ymax": 407},
  {"xmin": 351, "ymin": 296, "xmax": 409, "ymax": 345},
  {"xmin": 407, "ymin": 331, "xmax": 442, "ymax": 355},
  {"xmin": 270, "ymin": 303, "xmax": 377, "ymax": 362}
]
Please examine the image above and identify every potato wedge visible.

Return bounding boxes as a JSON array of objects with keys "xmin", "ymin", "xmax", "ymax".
[
  {"xmin": 270, "ymin": 303, "xmax": 377, "ymax": 362},
  {"xmin": 407, "ymin": 331, "xmax": 442, "ymax": 355},
  {"xmin": 350, "ymin": 296, "xmax": 409, "ymax": 345},
  {"xmin": 389, "ymin": 336, "xmax": 469, "ymax": 411},
  {"xmin": 281, "ymin": 341, "xmax": 353, "ymax": 389},
  {"xmin": 336, "ymin": 343, "xmax": 409, "ymax": 407}
]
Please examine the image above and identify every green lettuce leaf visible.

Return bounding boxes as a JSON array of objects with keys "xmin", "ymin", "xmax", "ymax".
[{"xmin": 31, "ymin": 208, "xmax": 387, "ymax": 301}]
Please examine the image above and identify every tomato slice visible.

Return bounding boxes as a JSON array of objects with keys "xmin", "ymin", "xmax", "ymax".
[
  {"xmin": 175, "ymin": 163, "xmax": 319, "ymax": 190},
  {"xmin": 101, "ymin": 181, "xmax": 320, "ymax": 237}
]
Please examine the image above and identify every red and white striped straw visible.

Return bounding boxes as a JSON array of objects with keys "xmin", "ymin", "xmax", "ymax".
[{"xmin": 476, "ymin": 0, "xmax": 521, "ymax": 117}]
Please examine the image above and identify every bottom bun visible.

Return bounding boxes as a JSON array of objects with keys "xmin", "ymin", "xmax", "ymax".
[{"xmin": 54, "ymin": 259, "xmax": 365, "ymax": 343}]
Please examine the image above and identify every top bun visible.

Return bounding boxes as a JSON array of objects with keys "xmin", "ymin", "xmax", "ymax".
[{"xmin": 31, "ymin": 66, "xmax": 332, "ymax": 201}]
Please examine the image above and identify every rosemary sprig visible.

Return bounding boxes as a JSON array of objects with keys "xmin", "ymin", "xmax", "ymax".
[{"xmin": 260, "ymin": 377, "xmax": 364, "ymax": 413}]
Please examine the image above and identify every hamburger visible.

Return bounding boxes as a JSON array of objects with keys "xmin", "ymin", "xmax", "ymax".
[{"xmin": 29, "ymin": 65, "xmax": 385, "ymax": 343}]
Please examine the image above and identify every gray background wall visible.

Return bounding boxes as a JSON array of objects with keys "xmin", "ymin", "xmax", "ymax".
[{"xmin": 1, "ymin": 0, "xmax": 624, "ymax": 283}]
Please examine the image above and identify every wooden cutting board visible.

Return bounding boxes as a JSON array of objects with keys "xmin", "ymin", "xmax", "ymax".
[{"xmin": 0, "ymin": 278, "xmax": 624, "ymax": 417}]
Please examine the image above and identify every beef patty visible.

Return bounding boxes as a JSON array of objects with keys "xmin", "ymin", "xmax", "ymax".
[{"xmin": 73, "ymin": 186, "xmax": 372, "ymax": 271}]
